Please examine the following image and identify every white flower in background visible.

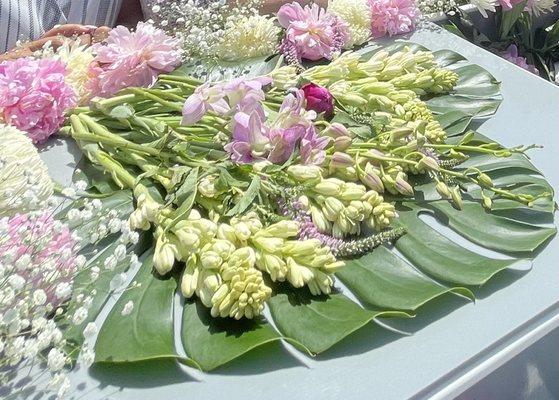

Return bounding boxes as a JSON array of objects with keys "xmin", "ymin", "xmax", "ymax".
[
  {"xmin": 328, "ymin": 0, "xmax": 373, "ymax": 47},
  {"xmin": 54, "ymin": 41, "xmax": 95, "ymax": 104},
  {"xmin": 217, "ymin": 14, "xmax": 281, "ymax": 61},
  {"xmin": 417, "ymin": 0, "xmax": 458, "ymax": 13},
  {"xmin": 529, "ymin": 0, "xmax": 556, "ymax": 16},
  {"xmin": 0, "ymin": 125, "xmax": 54, "ymax": 216},
  {"xmin": 469, "ymin": 0, "xmax": 497, "ymax": 17}
]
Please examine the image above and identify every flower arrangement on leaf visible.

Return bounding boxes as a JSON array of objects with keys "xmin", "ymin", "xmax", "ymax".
[{"xmin": 66, "ymin": 45, "xmax": 550, "ymax": 320}]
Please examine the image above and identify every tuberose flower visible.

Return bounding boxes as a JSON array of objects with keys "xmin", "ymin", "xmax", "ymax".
[
  {"xmin": 368, "ymin": 0, "xmax": 421, "ymax": 38},
  {"xmin": 0, "ymin": 58, "xmax": 77, "ymax": 143},
  {"xmin": 278, "ymin": 2, "xmax": 350, "ymax": 61},
  {"xmin": 501, "ymin": 45, "xmax": 538, "ymax": 75},
  {"xmin": 301, "ymin": 83, "xmax": 335, "ymax": 118},
  {"xmin": 88, "ymin": 22, "xmax": 182, "ymax": 98}
]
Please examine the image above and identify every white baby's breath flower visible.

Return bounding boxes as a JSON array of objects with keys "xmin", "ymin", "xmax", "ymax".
[
  {"xmin": 47, "ymin": 348, "xmax": 67, "ymax": 372},
  {"xmin": 121, "ymin": 300, "xmax": 134, "ymax": 316},
  {"xmin": 83, "ymin": 322, "xmax": 98, "ymax": 340},
  {"xmin": 55, "ymin": 282, "xmax": 72, "ymax": 299},
  {"xmin": 72, "ymin": 307, "xmax": 88, "ymax": 325}
]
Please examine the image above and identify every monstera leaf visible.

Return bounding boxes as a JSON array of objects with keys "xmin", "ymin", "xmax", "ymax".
[{"xmin": 81, "ymin": 43, "xmax": 556, "ymax": 371}]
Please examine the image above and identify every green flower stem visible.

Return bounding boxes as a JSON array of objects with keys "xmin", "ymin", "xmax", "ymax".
[
  {"xmin": 158, "ymin": 74, "xmax": 202, "ymax": 86},
  {"xmin": 158, "ymin": 79, "xmax": 197, "ymax": 90},
  {"xmin": 77, "ymin": 115, "xmax": 160, "ymax": 156},
  {"xmin": 94, "ymin": 93, "xmax": 139, "ymax": 109},
  {"xmin": 128, "ymin": 88, "xmax": 183, "ymax": 112},
  {"xmin": 94, "ymin": 151, "xmax": 136, "ymax": 189},
  {"xmin": 144, "ymin": 88, "xmax": 187, "ymax": 102}
]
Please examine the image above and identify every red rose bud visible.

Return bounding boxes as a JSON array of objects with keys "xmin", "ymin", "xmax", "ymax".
[{"xmin": 301, "ymin": 83, "xmax": 334, "ymax": 118}]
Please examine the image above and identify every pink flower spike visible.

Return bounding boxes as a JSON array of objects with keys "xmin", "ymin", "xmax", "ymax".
[
  {"xmin": 224, "ymin": 111, "xmax": 270, "ymax": 164},
  {"xmin": 89, "ymin": 22, "xmax": 182, "ymax": 98},
  {"xmin": 0, "ymin": 58, "xmax": 77, "ymax": 143},
  {"xmin": 268, "ymin": 124, "xmax": 306, "ymax": 164},
  {"xmin": 181, "ymin": 83, "xmax": 230, "ymax": 126}
]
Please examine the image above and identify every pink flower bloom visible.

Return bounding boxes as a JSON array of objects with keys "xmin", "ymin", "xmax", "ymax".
[
  {"xmin": 182, "ymin": 82, "xmax": 230, "ymax": 125},
  {"xmin": 182, "ymin": 77, "xmax": 271, "ymax": 126},
  {"xmin": 274, "ymin": 90, "xmax": 317, "ymax": 129},
  {"xmin": 368, "ymin": 0, "xmax": 421, "ymax": 38},
  {"xmin": 501, "ymin": 45, "xmax": 539, "ymax": 75},
  {"xmin": 301, "ymin": 83, "xmax": 334, "ymax": 118},
  {"xmin": 88, "ymin": 22, "xmax": 182, "ymax": 98},
  {"xmin": 0, "ymin": 212, "xmax": 78, "ymax": 307},
  {"xmin": 0, "ymin": 58, "xmax": 77, "ymax": 143},
  {"xmin": 268, "ymin": 125, "xmax": 306, "ymax": 164},
  {"xmin": 224, "ymin": 111, "xmax": 270, "ymax": 163},
  {"xmin": 300, "ymin": 126, "xmax": 329, "ymax": 165},
  {"xmin": 223, "ymin": 76, "xmax": 272, "ymax": 112},
  {"xmin": 278, "ymin": 2, "xmax": 350, "ymax": 61}
]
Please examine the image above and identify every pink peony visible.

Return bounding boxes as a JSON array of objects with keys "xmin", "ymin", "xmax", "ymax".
[
  {"xmin": 88, "ymin": 22, "xmax": 182, "ymax": 98},
  {"xmin": 501, "ymin": 45, "xmax": 539, "ymax": 75},
  {"xmin": 278, "ymin": 2, "xmax": 350, "ymax": 61},
  {"xmin": 368, "ymin": 0, "xmax": 421, "ymax": 38},
  {"xmin": 0, "ymin": 58, "xmax": 77, "ymax": 143},
  {"xmin": 301, "ymin": 83, "xmax": 334, "ymax": 118}
]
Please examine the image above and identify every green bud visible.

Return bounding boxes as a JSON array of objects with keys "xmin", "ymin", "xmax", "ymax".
[
  {"xmin": 200, "ymin": 251, "xmax": 222, "ymax": 270},
  {"xmin": 450, "ymin": 186, "xmax": 463, "ymax": 210},
  {"xmin": 311, "ymin": 206, "xmax": 331, "ymax": 233},
  {"xmin": 436, "ymin": 181, "xmax": 452, "ymax": 199},
  {"xmin": 417, "ymin": 156, "xmax": 439, "ymax": 172},
  {"xmin": 180, "ymin": 257, "xmax": 199, "ymax": 298},
  {"xmin": 287, "ymin": 165, "xmax": 323, "ymax": 182},
  {"xmin": 482, "ymin": 193, "xmax": 492, "ymax": 210},
  {"xmin": 478, "ymin": 172, "xmax": 493, "ymax": 187}
]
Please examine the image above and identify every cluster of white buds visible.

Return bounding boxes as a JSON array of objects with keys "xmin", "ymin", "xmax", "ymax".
[
  {"xmin": 0, "ymin": 125, "xmax": 54, "ymax": 216},
  {"xmin": 176, "ymin": 211, "xmax": 344, "ymax": 318},
  {"xmin": 179, "ymin": 212, "xmax": 271, "ymax": 319},
  {"xmin": 287, "ymin": 171, "xmax": 397, "ymax": 238}
]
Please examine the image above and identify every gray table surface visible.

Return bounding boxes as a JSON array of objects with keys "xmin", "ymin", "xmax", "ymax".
[{"xmin": 39, "ymin": 22, "xmax": 559, "ymax": 400}]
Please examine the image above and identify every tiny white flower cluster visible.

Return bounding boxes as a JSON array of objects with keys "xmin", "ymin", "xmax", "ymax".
[
  {"xmin": 144, "ymin": 0, "xmax": 266, "ymax": 63},
  {"xmin": 417, "ymin": 0, "xmax": 460, "ymax": 14},
  {"xmin": 1, "ymin": 171, "xmax": 142, "ymax": 397},
  {"xmin": 0, "ymin": 124, "xmax": 54, "ymax": 216}
]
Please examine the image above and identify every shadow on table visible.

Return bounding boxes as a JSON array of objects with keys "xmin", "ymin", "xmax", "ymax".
[{"xmin": 89, "ymin": 359, "xmax": 194, "ymax": 388}]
